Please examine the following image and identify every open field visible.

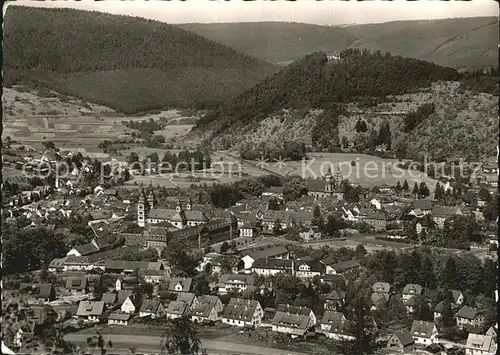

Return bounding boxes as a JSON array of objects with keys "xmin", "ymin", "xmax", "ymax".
[
  {"xmin": 64, "ymin": 332, "xmax": 306, "ymax": 355},
  {"xmin": 263, "ymin": 152, "xmax": 439, "ymax": 191},
  {"xmin": 2, "ymin": 87, "xmax": 197, "ymax": 152}
]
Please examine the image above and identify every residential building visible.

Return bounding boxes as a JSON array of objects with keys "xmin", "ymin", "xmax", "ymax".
[
  {"xmin": 372, "ymin": 282, "xmax": 391, "ymax": 296},
  {"xmin": 121, "ymin": 296, "xmax": 138, "ymax": 314},
  {"xmin": 323, "ymin": 259, "xmax": 361, "ymax": 275},
  {"xmin": 19, "ymin": 283, "xmax": 56, "ymax": 304},
  {"xmin": 271, "ymin": 312, "xmax": 311, "ymax": 337},
  {"xmin": 166, "ymin": 301, "xmax": 189, "ymax": 320},
  {"xmin": 409, "ymin": 320, "xmax": 438, "ymax": 346},
  {"xmin": 65, "ymin": 276, "xmax": 89, "ymax": 295},
  {"xmin": 402, "ymin": 284, "xmax": 423, "ymax": 301},
  {"xmin": 76, "ymin": 301, "xmax": 105, "ymax": 321},
  {"xmin": 325, "ymin": 318, "xmax": 355, "ymax": 341},
  {"xmin": 319, "ymin": 311, "xmax": 346, "ymax": 333},
  {"xmin": 465, "ymin": 334, "xmax": 496, "ymax": 355},
  {"xmin": 240, "ymin": 246, "xmax": 290, "ymax": 270},
  {"xmin": 411, "ymin": 200, "xmax": 433, "ymax": 215},
  {"xmin": 139, "ymin": 299, "xmax": 165, "ymax": 318},
  {"xmin": 363, "ymin": 212, "xmax": 387, "ymax": 231},
  {"xmin": 168, "ymin": 277, "xmax": 193, "ymax": 293},
  {"xmin": 218, "ymin": 274, "xmax": 255, "ymax": 295},
  {"xmin": 294, "ymin": 260, "xmax": 326, "ymax": 279},
  {"xmin": 386, "ymin": 330, "xmax": 416, "ymax": 353},
  {"xmin": 191, "ymin": 295, "xmax": 223, "ymax": 323},
  {"xmin": 66, "ymin": 240, "xmax": 100, "ymax": 257},
  {"xmin": 101, "ymin": 292, "xmax": 117, "ymax": 306},
  {"xmin": 251, "ymin": 258, "xmax": 294, "ymax": 276},
  {"xmin": 456, "ymin": 306, "xmax": 484, "ymax": 329},
  {"xmin": 107, "ymin": 312, "xmax": 132, "ymax": 326},
  {"xmin": 176, "ymin": 293, "xmax": 199, "ymax": 310},
  {"xmin": 276, "ymin": 304, "xmax": 317, "ymax": 326},
  {"xmin": 324, "ymin": 290, "xmax": 346, "ymax": 311},
  {"xmin": 432, "ymin": 206, "xmax": 459, "ymax": 228},
  {"xmin": 221, "ymin": 298, "xmax": 263, "ymax": 327}
]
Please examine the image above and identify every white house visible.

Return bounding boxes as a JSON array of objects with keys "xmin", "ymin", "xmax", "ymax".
[
  {"xmin": 221, "ymin": 298, "xmax": 263, "ymax": 327},
  {"xmin": 120, "ymin": 296, "xmax": 138, "ymax": 314},
  {"xmin": 370, "ymin": 198, "xmax": 382, "ymax": 210},
  {"xmin": 409, "ymin": 320, "xmax": 438, "ymax": 346},
  {"xmin": 465, "ymin": 334, "xmax": 496, "ymax": 355}
]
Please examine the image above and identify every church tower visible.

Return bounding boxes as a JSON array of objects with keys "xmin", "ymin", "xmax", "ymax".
[
  {"xmin": 324, "ymin": 167, "xmax": 334, "ymax": 193},
  {"xmin": 137, "ymin": 188, "xmax": 147, "ymax": 227},
  {"xmin": 186, "ymin": 194, "xmax": 193, "ymax": 211},
  {"xmin": 147, "ymin": 189, "xmax": 155, "ymax": 209},
  {"xmin": 175, "ymin": 189, "xmax": 183, "ymax": 213}
]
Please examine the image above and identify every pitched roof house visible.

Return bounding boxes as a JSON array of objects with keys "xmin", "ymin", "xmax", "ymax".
[
  {"xmin": 168, "ymin": 277, "xmax": 193, "ymax": 293},
  {"xmin": 241, "ymin": 246, "xmax": 289, "ymax": 269},
  {"xmin": 166, "ymin": 301, "xmax": 189, "ymax": 319},
  {"xmin": 386, "ymin": 330, "xmax": 415, "ymax": 353},
  {"xmin": 65, "ymin": 276, "xmax": 89, "ymax": 294},
  {"xmin": 139, "ymin": 299, "xmax": 165, "ymax": 318},
  {"xmin": 456, "ymin": 306, "xmax": 484, "ymax": 329},
  {"xmin": 465, "ymin": 334, "xmax": 496, "ymax": 355},
  {"xmin": 76, "ymin": 301, "xmax": 105, "ymax": 321},
  {"xmin": 19, "ymin": 283, "xmax": 56, "ymax": 303},
  {"xmin": 218, "ymin": 274, "xmax": 255, "ymax": 295},
  {"xmin": 319, "ymin": 311, "xmax": 346, "ymax": 333},
  {"xmin": 191, "ymin": 295, "xmax": 224, "ymax": 323},
  {"xmin": 409, "ymin": 320, "xmax": 438, "ymax": 346},
  {"xmin": 221, "ymin": 298, "xmax": 263, "ymax": 328}
]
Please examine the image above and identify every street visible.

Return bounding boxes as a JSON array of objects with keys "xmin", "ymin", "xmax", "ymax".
[{"xmin": 64, "ymin": 333, "xmax": 305, "ymax": 355}]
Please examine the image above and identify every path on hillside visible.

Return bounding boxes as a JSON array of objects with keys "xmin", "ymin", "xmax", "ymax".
[
  {"xmin": 64, "ymin": 333, "xmax": 304, "ymax": 355},
  {"xmin": 223, "ymin": 152, "xmax": 286, "ymax": 178}
]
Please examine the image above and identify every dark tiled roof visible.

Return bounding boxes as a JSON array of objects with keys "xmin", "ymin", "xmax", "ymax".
[
  {"xmin": 456, "ymin": 306, "xmax": 481, "ymax": 320},
  {"xmin": 392, "ymin": 329, "xmax": 415, "ymax": 347},
  {"xmin": 252, "ymin": 258, "xmax": 294, "ymax": 270},
  {"xmin": 410, "ymin": 320, "xmax": 435, "ymax": 338},
  {"xmin": 402, "ymin": 284, "xmax": 423, "ymax": 295},
  {"xmin": 245, "ymin": 246, "xmax": 289, "ymax": 260},
  {"xmin": 276, "ymin": 304, "xmax": 312, "ymax": 317}
]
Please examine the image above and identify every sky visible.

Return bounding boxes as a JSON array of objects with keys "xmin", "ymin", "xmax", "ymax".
[{"xmin": 5, "ymin": 0, "xmax": 499, "ymax": 26}]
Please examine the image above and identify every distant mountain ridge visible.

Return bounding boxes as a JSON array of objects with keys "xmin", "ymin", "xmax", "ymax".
[
  {"xmin": 178, "ymin": 17, "xmax": 498, "ymax": 69},
  {"xmin": 3, "ymin": 6, "xmax": 277, "ymax": 114}
]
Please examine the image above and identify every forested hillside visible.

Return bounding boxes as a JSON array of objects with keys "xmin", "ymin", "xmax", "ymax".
[
  {"xmin": 196, "ymin": 49, "xmax": 459, "ymax": 134},
  {"xmin": 3, "ymin": 6, "xmax": 277, "ymax": 113},
  {"xmin": 192, "ymin": 49, "xmax": 497, "ymax": 161},
  {"xmin": 180, "ymin": 17, "xmax": 498, "ymax": 70}
]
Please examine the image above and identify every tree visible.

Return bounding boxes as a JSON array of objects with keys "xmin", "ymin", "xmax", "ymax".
[
  {"xmin": 478, "ymin": 186, "xmax": 492, "ymax": 202},
  {"xmin": 377, "ymin": 120, "xmax": 392, "ymax": 149},
  {"xmin": 162, "ymin": 240, "xmax": 200, "ymax": 277},
  {"xmin": 160, "ymin": 316, "xmax": 203, "ymax": 354},
  {"xmin": 86, "ymin": 331, "xmax": 113, "ymax": 355},
  {"xmin": 273, "ymin": 219, "xmax": 282, "ymax": 235},
  {"xmin": 440, "ymin": 256, "xmax": 458, "ymax": 290},
  {"xmin": 355, "ymin": 244, "xmax": 367, "ymax": 259},
  {"xmin": 341, "ymin": 285, "xmax": 379, "ymax": 354},
  {"xmin": 268, "ymin": 198, "xmax": 279, "ymax": 210},
  {"xmin": 402, "ymin": 180, "xmax": 409, "ymax": 192},
  {"xmin": 341, "ymin": 136, "xmax": 349, "ymax": 149},
  {"xmin": 419, "ymin": 182, "xmax": 430, "ymax": 198},
  {"xmin": 395, "ymin": 181, "xmax": 402, "ymax": 193},
  {"xmin": 220, "ymin": 242, "xmax": 230, "ymax": 254},
  {"xmin": 127, "ymin": 152, "xmax": 139, "ymax": 164},
  {"xmin": 412, "ymin": 182, "xmax": 419, "ymax": 196},
  {"xmin": 434, "ymin": 183, "xmax": 443, "ymax": 201},
  {"xmin": 355, "ymin": 119, "xmax": 368, "ymax": 133}
]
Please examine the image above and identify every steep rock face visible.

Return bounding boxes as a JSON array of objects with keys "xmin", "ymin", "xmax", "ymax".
[{"xmin": 194, "ymin": 49, "xmax": 460, "ymax": 152}]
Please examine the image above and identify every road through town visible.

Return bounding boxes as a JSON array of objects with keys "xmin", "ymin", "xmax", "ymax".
[{"xmin": 64, "ymin": 333, "xmax": 305, "ymax": 355}]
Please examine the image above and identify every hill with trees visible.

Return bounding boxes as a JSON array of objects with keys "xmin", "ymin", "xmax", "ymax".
[
  {"xmin": 193, "ymin": 49, "xmax": 461, "ymax": 154},
  {"xmin": 3, "ymin": 6, "xmax": 277, "ymax": 113},
  {"xmin": 179, "ymin": 17, "xmax": 498, "ymax": 70}
]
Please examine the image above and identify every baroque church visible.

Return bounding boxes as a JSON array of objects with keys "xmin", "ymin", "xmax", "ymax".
[
  {"xmin": 137, "ymin": 188, "xmax": 209, "ymax": 229},
  {"xmin": 306, "ymin": 167, "xmax": 344, "ymax": 200}
]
